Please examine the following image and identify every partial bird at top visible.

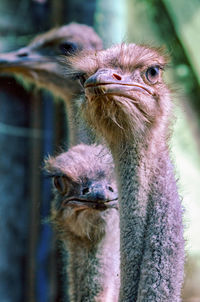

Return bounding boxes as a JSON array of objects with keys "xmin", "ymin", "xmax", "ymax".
[
  {"xmin": 0, "ymin": 23, "xmax": 102, "ymax": 99},
  {"xmin": 0, "ymin": 23, "xmax": 103, "ymax": 145}
]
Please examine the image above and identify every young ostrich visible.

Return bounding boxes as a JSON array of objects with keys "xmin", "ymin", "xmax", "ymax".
[
  {"xmin": 44, "ymin": 144, "xmax": 120, "ymax": 302},
  {"xmin": 0, "ymin": 23, "xmax": 102, "ymax": 145},
  {"xmin": 66, "ymin": 44, "xmax": 185, "ymax": 301}
]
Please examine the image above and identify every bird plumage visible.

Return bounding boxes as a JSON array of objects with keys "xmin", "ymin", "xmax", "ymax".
[{"xmin": 65, "ymin": 43, "xmax": 185, "ymax": 302}]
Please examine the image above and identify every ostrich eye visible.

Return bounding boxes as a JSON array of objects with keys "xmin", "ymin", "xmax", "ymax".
[
  {"xmin": 59, "ymin": 41, "xmax": 78, "ymax": 55},
  {"xmin": 53, "ymin": 176, "xmax": 66, "ymax": 194},
  {"xmin": 82, "ymin": 187, "xmax": 90, "ymax": 195},
  {"xmin": 145, "ymin": 66, "xmax": 160, "ymax": 84}
]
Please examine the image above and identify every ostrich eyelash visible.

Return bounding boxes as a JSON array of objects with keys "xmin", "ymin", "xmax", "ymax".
[{"xmin": 148, "ymin": 64, "xmax": 164, "ymax": 71}]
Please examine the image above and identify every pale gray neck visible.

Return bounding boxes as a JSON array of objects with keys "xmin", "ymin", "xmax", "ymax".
[
  {"xmin": 137, "ymin": 151, "xmax": 184, "ymax": 302},
  {"xmin": 64, "ymin": 209, "xmax": 120, "ymax": 302},
  {"xmin": 111, "ymin": 141, "xmax": 184, "ymax": 302},
  {"xmin": 112, "ymin": 143, "xmax": 151, "ymax": 302}
]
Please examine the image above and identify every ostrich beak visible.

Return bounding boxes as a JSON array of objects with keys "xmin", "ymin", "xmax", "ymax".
[
  {"xmin": 84, "ymin": 68, "xmax": 153, "ymax": 95},
  {"xmin": 79, "ymin": 182, "xmax": 118, "ymax": 203},
  {"xmin": 0, "ymin": 47, "xmax": 50, "ymax": 73},
  {"xmin": 62, "ymin": 182, "xmax": 118, "ymax": 210}
]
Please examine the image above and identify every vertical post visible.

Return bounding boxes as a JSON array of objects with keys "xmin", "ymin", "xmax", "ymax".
[
  {"xmin": 26, "ymin": 91, "xmax": 43, "ymax": 302},
  {"xmin": 36, "ymin": 91, "xmax": 54, "ymax": 302},
  {"xmin": 0, "ymin": 78, "xmax": 31, "ymax": 302}
]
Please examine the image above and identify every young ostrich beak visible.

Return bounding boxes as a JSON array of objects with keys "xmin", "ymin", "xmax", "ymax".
[{"xmin": 62, "ymin": 181, "xmax": 118, "ymax": 210}]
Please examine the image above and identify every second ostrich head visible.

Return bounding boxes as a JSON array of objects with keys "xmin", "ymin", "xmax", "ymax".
[{"xmin": 44, "ymin": 144, "xmax": 118, "ymax": 243}]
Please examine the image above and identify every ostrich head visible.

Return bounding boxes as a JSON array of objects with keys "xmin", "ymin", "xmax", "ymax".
[
  {"xmin": 44, "ymin": 144, "xmax": 118, "ymax": 243},
  {"xmin": 0, "ymin": 23, "xmax": 102, "ymax": 98},
  {"xmin": 66, "ymin": 44, "xmax": 171, "ymax": 146}
]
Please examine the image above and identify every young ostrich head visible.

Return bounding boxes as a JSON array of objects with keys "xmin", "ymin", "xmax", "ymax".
[
  {"xmin": 44, "ymin": 144, "xmax": 118, "ymax": 243},
  {"xmin": 0, "ymin": 23, "xmax": 102, "ymax": 99},
  {"xmin": 66, "ymin": 44, "xmax": 171, "ymax": 147}
]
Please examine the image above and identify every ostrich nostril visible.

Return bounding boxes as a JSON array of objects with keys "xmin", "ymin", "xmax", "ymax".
[
  {"xmin": 17, "ymin": 52, "xmax": 28, "ymax": 58},
  {"xmin": 82, "ymin": 187, "xmax": 90, "ymax": 195},
  {"xmin": 108, "ymin": 186, "xmax": 114, "ymax": 192},
  {"xmin": 112, "ymin": 73, "xmax": 121, "ymax": 81}
]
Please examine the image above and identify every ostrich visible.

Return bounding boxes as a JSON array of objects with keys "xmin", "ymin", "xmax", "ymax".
[
  {"xmin": 0, "ymin": 23, "xmax": 102, "ymax": 145},
  {"xmin": 65, "ymin": 44, "xmax": 185, "ymax": 301},
  {"xmin": 44, "ymin": 144, "xmax": 120, "ymax": 302}
]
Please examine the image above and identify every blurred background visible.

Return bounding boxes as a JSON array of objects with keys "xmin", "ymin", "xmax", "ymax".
[{"xmin": 0, "ymin": 0, "xmax": 199, "ymax": 301}]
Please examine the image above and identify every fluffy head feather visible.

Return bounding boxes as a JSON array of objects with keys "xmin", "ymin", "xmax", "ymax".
[{"xmin": 44, "ymin": 144, "xmax": 117, "ymax": 243}]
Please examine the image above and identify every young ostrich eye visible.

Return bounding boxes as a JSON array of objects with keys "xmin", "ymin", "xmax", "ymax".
[
  {"xmin": 145, "ymin": 66, "xmax": 160, "ymax": 84},
  {"xmin": 53, "ymin": 176, "xmax": 67, "ymax": 194}
]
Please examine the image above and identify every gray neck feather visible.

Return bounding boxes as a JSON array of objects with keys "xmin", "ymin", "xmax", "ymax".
[
  {"xmin": 64, "ymin": 209, "xmax": 120, "ymax": 302},
  {"xmin": 68, "ymin": 97, "xmax": 96, "ymax": 146},
  {"xmin": 137, "ymin": 152, "xmax": 184, "ymax": 302},
  {"xmin": 111, "ymin": 142, "xmax": 184, "ymax": 302}
]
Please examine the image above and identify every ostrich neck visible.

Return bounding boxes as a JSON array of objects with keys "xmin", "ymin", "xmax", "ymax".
[
  {"xmin": 110, "ymin": 138, "xmax": 167, "ymax": 302},
  {"xmin": 44, "ymin": 80, "xmax": 95, "ymax": 146},
  {"xmin": 109, "ymin": 135, "xmax": 184, "ymax": 302},
  {"xmin": 66, "ymin": 96, "xmax": 95, "ymax": 146},
  {"xmin": 136, "ymin": 148, "xmax": 184, "ymax": 302},
  {"xmin": 64, "ymin": 209, "xmax": 120, "ymax": 302}
]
